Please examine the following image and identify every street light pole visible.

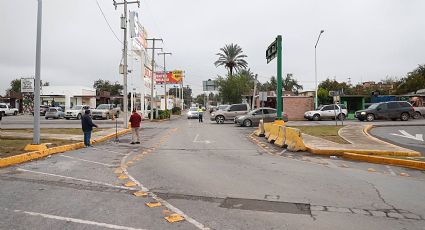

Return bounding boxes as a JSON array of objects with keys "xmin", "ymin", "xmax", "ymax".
[
  {"xmin": 314, "ymin": 30, "xmax": 324, "ymax": 109},
  {"xmin": 146, "ymin": 38, "xmax": 163, "ymax": 120},
  {"xmin": 158, "ymin": 52, "xmax": 172, "ymax": 113},
  {"xmin": 33, "ymin": 0, "xmax": 42, "ymax": 145}
]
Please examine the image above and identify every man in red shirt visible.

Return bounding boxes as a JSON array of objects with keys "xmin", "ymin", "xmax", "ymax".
[{"xmin": 129, "ymin": 109, "xmax": 142, "ymax": 144}]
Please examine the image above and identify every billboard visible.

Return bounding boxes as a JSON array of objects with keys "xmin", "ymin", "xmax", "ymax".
[
  {"xmin": 203, "ymin": 79, "xmax": 217, "ymax": 91},
  {"xmin": 21, "ymin": 78, "xmax": 34, "ymax": 93},
  {"xmin": 129, "ymin": 11, "xmax": 148, "ymax": 51},
  {"xmin": 155, "ymin": 71, "xmax": 184, "ymax": 84}
]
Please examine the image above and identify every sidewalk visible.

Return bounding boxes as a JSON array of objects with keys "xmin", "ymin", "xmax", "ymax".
[{"xmin": 303, "ymin": 125, "xmax": 421, "ymax": 157}]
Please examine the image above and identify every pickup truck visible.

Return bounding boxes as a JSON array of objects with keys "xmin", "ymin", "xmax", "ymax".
[
  {"xmin": 413, "ymin": 107, "xmax": 425, "ymax": 119},
  {"xmin": 0, "ymin": 103, "xmax": 19, "ymax": 116},
  {"xmin": 91, "ymin": 104, "xmax": 120, "ymax": 120},
  {"xmin": 65, "ymin": 105, "xmax": 91, "ymax": 120}
]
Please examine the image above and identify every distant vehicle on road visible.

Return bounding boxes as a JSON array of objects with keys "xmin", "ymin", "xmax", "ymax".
[
  {"xmin": 187, "ymin": 107, "xmax": 199, "ymax": 119},
  {"xmin": 91, "ymin": 104, "xmax": 120, "ymax": 120},
  {"xmin": 65, "ymin": 105, "xmax": 91, "ymax": 120},
  {"xmin": 235, "ymin": 107, "xmax": 288, "ymax": 127},
  {"xmin": 304, "ymin": 104, "xmax": 347, "ymax": 121},
  {"xmin": 31, "ymin": 105, "xmax": 49, "ymax": 116},
  {"xmin": 210, "ymin": 103, "xmax": 250, "ymax": 124},
  {"xmin": 0, "ymin": 103, "xmax": 18, "ymax": 116},
  {"xmin": 355, "ymin": 101, "xmax": 415, "ymax": 122},
  {"xmin": 45, "ymin": 107, "xmax": 65, "ymax": 119},
  {"xmin": 413, "ymin": 107, "xmax": 425, "ymax": 119}
]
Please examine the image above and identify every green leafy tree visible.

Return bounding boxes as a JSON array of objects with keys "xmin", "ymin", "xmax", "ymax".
[
  {"xmin": 194, "ymin": 93, "xmax": 206, "ymax": 105},
  {"xmin": 216, "ymin": 73, "xmax": 252, "ymax": 104},
  {"xmin": 214, "ymin": 43, "xmax": 248, "ymax": 76},
  {"xmin": 93, "ymin": 79, "xmax": 123, "ymax": 96},
  {"xmin": 283, "ymin": 74, "xmax": 303, "ymax": 93},
  {"xmin": 396, "ymin": 64, "xmax": 425, "ymax": 94},
  {"xmin": 317, "ymin": 87, "xmax": 332, "ymax": 105}
]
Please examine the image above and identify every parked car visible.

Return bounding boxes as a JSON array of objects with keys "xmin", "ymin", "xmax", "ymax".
[
  {"xmin": 45, "ymin": 107, "xmax": 65, "ymax": 119},
  {"xmin": 65, "ymin": 105, "xmax": 91, "ymax": 120},
  {"xmin": 31, "ymin": 105, "xmax": 49, "ymax": 116},
  {"xmin": 187, "ymin": 107, "xmax": 199, "ymax": 119},
  {"xmin": 91, "ymin": 104, "xmax": 120, "ymax": 120},
  {"xmin": 235, "ymin": 107, "xmax": 288, "ymax": 127},
  {"xmin": 0, "ymin": 103, "xmax": 19, "ymax": 116},
  {"xmin": 217, "ymin": 104, "xmax": 229, "ymax": 111},
  {"xmin": 355, "ymin": 101, "xmax": 415, "ymax": 122},
  {"xmin": 210, "ymin": 103, "xmax": 250, "ymax": 124},
  {"xmin": 413, "ymin": 107, "xmax": 425, "ymax": 119},
  {"xmin": 304, "ymin": 104, "xmax": 348, "ymax": 121}
]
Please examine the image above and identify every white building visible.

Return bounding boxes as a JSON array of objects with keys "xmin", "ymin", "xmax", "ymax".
[{"xmin": 41, "ymin": 86, "xmax": 96, "ymax": 109}]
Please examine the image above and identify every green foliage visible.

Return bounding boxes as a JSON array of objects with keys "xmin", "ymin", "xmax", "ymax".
[
  {"xmin": 214, "ymin": 43, "xmax": 248, "ymax": 76},
  {"xmin": 10, "ymin": 79, "xmax": 21, "ymax": 93},
  {"xmin": 317, "ymin": 88, "xmax": 332, "ymax": 105},
  {"xmin": 93, "ymin": 79, "xmax": 123, "ymax": 96},
  {"xmin": 158, "ymin": 110, "xmax": 171, "ymax": 119},
  {"xmin": 171, "ymin": 107, "xmax": 181, "ymax": 115},
  {"xmin": 282, "ymin": 74, "xmax": 303, "ymax": 93},
  {"xmin": 216, "ymin": 73, "xmax": 253, "ymax": 104},
  {"xmin": 194, "ymin": 94, "xmax": 206, "ymax": 105},
  {"xmin": 396, "ymin": 64, "xmax": 425, "ymax": 94}
]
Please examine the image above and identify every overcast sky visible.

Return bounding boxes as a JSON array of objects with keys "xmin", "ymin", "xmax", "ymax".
[{"xmin": 1, "ymin": 0, "xmax": 425, "ymax": 96}]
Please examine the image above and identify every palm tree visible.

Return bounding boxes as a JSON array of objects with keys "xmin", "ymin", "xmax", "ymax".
[
  {"xmin": 283, "ymin": 74, "xmax": 303, "ymax": 93},
  {"xmin": 214, "ymin": 43, "xmax": 248, "ymax": 76}
]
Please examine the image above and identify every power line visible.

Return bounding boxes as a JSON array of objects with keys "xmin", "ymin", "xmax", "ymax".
[{"xmin": 95, "ymin": 0, "xmax": 122, "ymax": 44}]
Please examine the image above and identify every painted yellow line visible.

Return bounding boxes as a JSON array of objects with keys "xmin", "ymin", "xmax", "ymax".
[{"xmin": 343, "ymin": 152, "xmax": 425, "ymax": 170}]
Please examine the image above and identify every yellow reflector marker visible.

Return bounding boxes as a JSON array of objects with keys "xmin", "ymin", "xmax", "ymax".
[
  {"xmin": 133, "ymin": 191, "xmax": 148, "ymax": 197},
  {"xmin": 118, "ymin": 174, "xmax": 128, "ymax": 180},
  {"xmin": 145, "ymin": 202, "xmax": 162, "ymax": 208},
  {"xmin": 368, "ymin": 168, "xmax": 376, "ymax": 172},
  {"xmin": 400, "ymin": 172, "xmax": 410, "ymax": 177},
  {"xmin": 124, "ymin": 181, "xmax": 137, "ymax": 187},
  {"xmin": 164, "ymin": 213, "xmax": 185, "ymax": 223}
]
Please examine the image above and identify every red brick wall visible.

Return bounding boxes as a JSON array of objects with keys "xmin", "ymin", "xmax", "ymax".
[{"xmin": 283, "ymin": 97, "xmax": 314, "ymax": 120}]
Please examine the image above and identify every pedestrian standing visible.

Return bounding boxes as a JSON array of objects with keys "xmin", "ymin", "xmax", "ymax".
[
  {"xmin": 81, "ymin": 110, "xmax": 98, "ymax": 147},
  {"xmin": 197, "ymin": 106, "xmax": 203, "ymax": 123},
  {"xmin": 129, "ymin": 109, "xmax": 142, "ymax": 144}
]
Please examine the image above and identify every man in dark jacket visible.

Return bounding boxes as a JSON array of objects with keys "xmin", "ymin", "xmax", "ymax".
[
  {"xmin": 129, "ymin": 109, "xmax": 142, "ymax": 144},
  {"xmin": 81, "ymin": 110, "xmax": 98, "ymax": 147}
]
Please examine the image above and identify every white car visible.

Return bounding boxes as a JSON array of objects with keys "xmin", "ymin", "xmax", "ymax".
[
  {"xmin": 65, "ymin": 105, "xmax": 91, "ymax": 120},
  {"xmin": 187, "ymin": 107, "xmax": 199, "ymax": 119},
  {"xmin": 304, "ymin": 104, "xmax": 348, "ymax": 121},
  {"xmin": 0, "ymin": 103, "xmax": 18, "ymax": 116}
]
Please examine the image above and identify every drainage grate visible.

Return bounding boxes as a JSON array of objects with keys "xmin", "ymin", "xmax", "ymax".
[{"xmin": 219, "ymin": 197, "xmax": 311, "ymax": 215}]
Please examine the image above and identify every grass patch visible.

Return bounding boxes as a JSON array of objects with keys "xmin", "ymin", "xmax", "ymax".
[
  {"xmin": 2, "ymin": 128, "xmax": 104, "ymax": 135},
  {"xmin": 0, "ymin": 138, "xmax": 78, "ymax": 158},
  {"xmin": 289, "ymin": 125, "xmax": 349, "ymax": 144}
]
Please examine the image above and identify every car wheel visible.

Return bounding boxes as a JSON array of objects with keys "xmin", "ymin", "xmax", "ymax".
[
  {"xmin": 45, "ymin": 117, "xmax": 48, "ymax": 120},
  {"xmin": 243, "ymin": 119, "xmax": 252, "ymax": 127},
  {"xmin": 400, "ymin": 112, "xmax": 409, "ymax": 121},
  {"xmin": 215, "ymin": 115, "xmax": 225, "ymax": 124},
  {"xmin": 0, "ymin": 112, "xmax": 4, "ymax": 117},
  {"xmin": 312, "ymin": 114, "xmax": 320, "ymax": 121},
  {"xmin": 13, "ymin": 111, "xmax": 18, "ymax": 115},
  {"xmin": 77, "ymin": 114, "xmax": 82, "ymax": 120},
  {"xmin": 366, "ymin": 114, "xmax": 375, "ymax": 122},
  {"xmin": 413, "ymin": 111, "xmax": 421, "ymax": 119},
  {"xmin": 337, "ymin": 113, "xmax": 346, "ymax": 120},
  {"xmin": 106, "ymin": 114, "xmax": 110, "ymax": 120},
  {"xmin": 65, "ymin": 118, "xmax": 70, "ymax": 120}
]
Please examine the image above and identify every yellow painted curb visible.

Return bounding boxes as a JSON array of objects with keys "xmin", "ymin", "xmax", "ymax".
[
  {"xmin": 0, "ymin": 129, "xmax": 131, "ymax": 168},
  {"xmin": 306, "ymin": 147, "xmax": 421, "ymax": 157},
  {"xmin": 343, "ymin": 152, "xmax": 425, "ymax": 171}
]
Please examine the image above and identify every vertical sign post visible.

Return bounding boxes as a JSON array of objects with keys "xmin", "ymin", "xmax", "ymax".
[{"xmin": 266, "ymin": 35, "xmax": 283, "ymax": 120}]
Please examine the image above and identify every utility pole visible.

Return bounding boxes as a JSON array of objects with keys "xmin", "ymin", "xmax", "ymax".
[
  {"xmin": 33, "ymin": 0, "xmax": 42, "ymax": 145},
  {"xmin": 158, "ymin": 52, "xmax": 172, "ymax": 113},
  {"xmin": 314, "ymin": 30, "xmax": 325, "ymax": 109},
  {"xmin": 251, "ymin": 74, "xmax": 258, "ymax": 110},
  {"xmin": 146, "ymin": 38, "xmax": 163, "ymax": 120},
  {"xmin": 113, "ymin": 0, "xmax": 140, "ymax": 128}
]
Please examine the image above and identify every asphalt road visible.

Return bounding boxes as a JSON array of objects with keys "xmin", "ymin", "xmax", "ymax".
[
  {"xmin": 370, "ymin": 126, "xmax": 425, "ymax": 155},
  {"xmin": 1, "ymin": 115, "xmax": 425, "ymax": 229}
]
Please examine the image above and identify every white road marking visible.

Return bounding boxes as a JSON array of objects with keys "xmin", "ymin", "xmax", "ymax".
[
  {"xmin": 386, "ymin": 165, "xmax": 397, "ymax": 176},
  {"xmin": 12, "ymin": 208, "xmax": 146, "ymax": 230},
  {"xmin": 92, "ymin": 147, "xmax": 126, "ymax": 155},
  {"xmin": 390, "ymin": 130, "xmax": 424, "ymax": 141},
  {"xmin": 16, "ymin": 168, "xmax": 137, "ymax": 191},
  {"xmin": 60, "ymin": 155, "xmax": 116, "ymax": 167},
  {"xmin": 192, "ymin": 133, "xmax": 213, "ymax": 144},
  {"xmin": 120, "ymin": 152, "xmax": 211, "ymax": 230}
]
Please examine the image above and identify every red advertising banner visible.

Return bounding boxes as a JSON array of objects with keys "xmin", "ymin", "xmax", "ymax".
[{"xmin": 155, "ymin": 71, "xmax": 184, "ymax": 84}]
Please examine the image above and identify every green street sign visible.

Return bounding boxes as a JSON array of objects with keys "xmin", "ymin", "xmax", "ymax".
[{"xmin": 266, "ymin": 40, "xmax": 277, "ymax": 63}]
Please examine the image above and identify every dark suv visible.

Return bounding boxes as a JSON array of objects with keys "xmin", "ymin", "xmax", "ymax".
[
  {"xmin": 355, "ymin": 101, "xmax": 414, "ymax": 122},
  {"xmin": 210, "ymin": 103, "xmax": 250, "ymax": 124}
]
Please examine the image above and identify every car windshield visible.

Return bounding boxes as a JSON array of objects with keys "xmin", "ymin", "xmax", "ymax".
[
  {"xmin": 249, "ymin": 109, "xmax": 261, "ymax": 115},
  {"xmin": 218, "ymin": 105, "xmax": 229, "ymax": 110},
  {"xmin": 317, "ymin": 105, "xmax": 324, "ymax": 110},
  {"xmin": 97, "ymin": 104, "xmax": 109, "ymax": 109},
  {"xmin": 190, "ymin": 108, "xmax": 198, "ymax": 111},
  {"xmin": 73, "ymin": 105, "xmax": 82, "ymax": 110},
  {"xmin": 48, "ymin": 108, "xmax": 57, "ymax": 112},
  {"xmin": 368, "ymin": 103, "xmax": 379, "ymax": 109}
]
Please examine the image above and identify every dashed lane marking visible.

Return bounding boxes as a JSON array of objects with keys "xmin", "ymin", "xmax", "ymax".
[
  {"xmin": 10, "ymin": 208, "xmax": 146, "ymax": 230},
  {"xmin": 60, "ymin": 155, "xmax": 116, "ymax": 167},
  {"xmin": 16, "ymin": 168, "xmax": 137, "ymax": 191}
]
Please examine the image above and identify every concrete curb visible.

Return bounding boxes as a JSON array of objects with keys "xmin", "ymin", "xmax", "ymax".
[
  {"xmin": 306, "ymin": 147, "xmax": 420, "ymax": 157},
  {"xmin": 0, "ymin": 129, "xmax": 131, "ymax": 168},
  {"xmin": 343, "ymin": 152, "xmax": 425, "ymax": 171}
]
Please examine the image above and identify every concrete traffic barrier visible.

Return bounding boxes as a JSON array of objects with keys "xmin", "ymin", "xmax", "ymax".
[
  {"xmin": 254, "ymin": 119, "xmax": 265, "ymax": 137},
  {"xmin": 267, "ymin": 124, "xmax": 280, "ymax": 143},
  {"xmin": 274, "ymin": 125, "xmax": 286, "ymax": 147},
  {"xmin": 264, "ymin": 122, "xmax": 273, "ymax": 138},
  {"xmin": 285, "ymin": 127, "xmax": 307, "ymax": 151}
]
